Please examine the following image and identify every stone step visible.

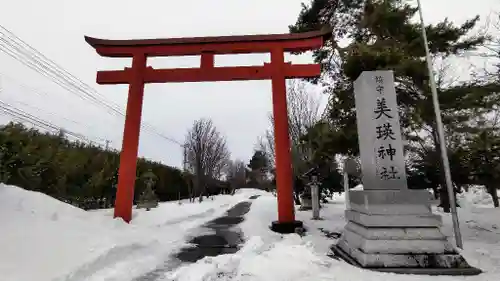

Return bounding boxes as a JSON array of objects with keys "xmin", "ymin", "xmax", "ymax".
[
  {"xmin": 345, "ymin": 221, "xmax": 447, "ymax": 240},
  {"xmin": 349, "ymin": 190, "xmax": 433, "ymax": 215},
  {"xmin": 340, "ymin": 228, "xmax": 453, "ymax": 254},
  {"xmin": 345, "ymin": 210, "xmax": 442, "ymax": 228}
]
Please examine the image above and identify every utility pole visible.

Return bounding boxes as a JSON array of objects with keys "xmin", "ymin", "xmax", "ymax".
[
  {"xmin": 105, "ymin": 140, "xmax": 110, "ymax": 150},
  {"xmin": 416, "ymin": 0, "xmax": 463, "ymax": 249},
  {"xmin": 182, "ymin": 144, "xmax": 188, "ymax": 172}
]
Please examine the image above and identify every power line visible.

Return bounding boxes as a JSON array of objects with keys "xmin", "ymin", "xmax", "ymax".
[
  {"xmin": 0, "ymin": 24, "xmax": 183, "ymax": 146},
  {"xmin": 0, "ymin": 101, "xmax": 85, "ymax": 142},
  {"xmin": 0, "ymin": 99, "xmax": 103, "ymax": 145},
  {"xmin": 0, "ymin": 72, "xmax": 92, "ymax": 127},
  {"xmin": 0, "ymin": 32, "xmax": 180, "ymax": 143},
  {"xmin": 0, "ymin": 27, "xmax": 121, "ymax": 111},
  {"xmin": 0, "ymin": 37, "xmax": 122, "ymax": 117},
  {"xmin": 0, "ymin": 73, "xmax": 113, "ymax": 147},
  {"xmin": 0, "ymin": 76, "xmax": 106, "ymax": 145}
]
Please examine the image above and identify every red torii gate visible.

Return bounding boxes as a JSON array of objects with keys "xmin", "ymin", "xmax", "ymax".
[{"xmin": 85, "ymin": 28, "xmax": 330, "ymax": 233}]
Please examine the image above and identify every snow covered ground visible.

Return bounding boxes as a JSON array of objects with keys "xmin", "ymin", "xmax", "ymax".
[
  {"xmin": 1, "ymin": 183, "xmax": 499, "ymax": 281},
  {"xmin": 0, "ymin": 183, "xmax": 266, "ymax": 281},
  {"xmin": 167, "ymin": 187, "xmax": 500, "ymax": 281}
]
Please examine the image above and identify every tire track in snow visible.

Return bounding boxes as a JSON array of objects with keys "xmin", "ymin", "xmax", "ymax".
[
  {"xmin": 54, "ymin": 242, "xmax": 162, "ymax": 281},
  {"xmin": 157, "ymin": 204, "xmax": 229, "ymax": 227}
]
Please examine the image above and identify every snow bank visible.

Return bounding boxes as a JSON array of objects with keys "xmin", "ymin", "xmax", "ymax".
[
  {"xmin": 171, "ymin": 188, "xmax": 500, "ymax": 281},
  {"xmin": 240, "ymin": 193, "xmax": 280, "ymax": 242},
  {"xmin": 167, "ymin": 232, "xmax": 499, "ymax": 281},
  {"xmin": 349, "ymin": 184, "xmax": 498, "ymax": 208},
  {"xmin": 0, "ymin": 183, "xmax": 263, "ymax": 281},
  {"xmin": 240, "ymin": 192, "xmax": 348, "ymax": 254},
  {"xmin": 458, "ymin": 185, "xmax": 499, "ymax": 208},
  {"xmin": 0, "ymin": 183, "xmax": 90, "ymax": 220},
  {"xmin": 165, "ymin": 235, "xmax": 345, "ymax": 281},
  {"xmin": 0, "ymin": 184, "xmax": 121, "ymax": 281}
]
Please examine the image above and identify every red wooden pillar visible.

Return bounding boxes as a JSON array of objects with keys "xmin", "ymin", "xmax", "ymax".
[
  {"xmin": 114, "ymin": 53, "xmax": 147, "ymax": 222},
  {"xmin": 269, "ymin": 49, "xmax": 299, "ymax": 230}
]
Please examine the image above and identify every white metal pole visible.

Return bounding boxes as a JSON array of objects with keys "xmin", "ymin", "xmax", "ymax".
[
  {"xmin": 416, "ymin": 0, "xmax": 463, "ymax": 249},
  {"xmin": 343, "ymin": 160, "xmax": 350, "ymax": 211},
  {"xmin": 344, "ymin": 172, "xmax": 350, "ymax": 210}
]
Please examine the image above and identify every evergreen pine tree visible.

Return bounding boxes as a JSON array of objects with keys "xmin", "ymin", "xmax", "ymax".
[{"xmin": 290, "ymin": 0, "xmax": 500, "ymax": 211}]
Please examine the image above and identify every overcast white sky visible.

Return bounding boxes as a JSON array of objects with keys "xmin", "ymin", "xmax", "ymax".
[{"xmin": 0, "ymin": 0, "xmax": 497, "ymax": 168}]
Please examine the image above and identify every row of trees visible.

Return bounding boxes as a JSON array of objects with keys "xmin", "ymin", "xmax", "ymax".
[
  {"xmin": 0, "ymin": 122, "xmax": 190, "ymax": 209},
  {"xmin": 256, "ymin": 0, "xmax": 500, "ymax": 209}
]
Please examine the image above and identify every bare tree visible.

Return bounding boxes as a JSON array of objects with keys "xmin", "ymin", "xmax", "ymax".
[
  {"xmin": 489, "ymin": 13, "xmax": 500, "ymax": 85},
  {"xmin": 183, "ymin": 118, "xmax": 230, "ymax": 201},
  {"xmin": 487, "ymin": 13, "xmax": 500, "ymax": 67},
  {"xmin": 474, "ymin": 12, "xmax": 500, "ymax": 80},
  {"xmin": 260, "ymin": 79, "xmax": 323, "ymax": 175},
  {"xmin": 226, "ymin": 159, "xmax": 247, "ymax": 194}
]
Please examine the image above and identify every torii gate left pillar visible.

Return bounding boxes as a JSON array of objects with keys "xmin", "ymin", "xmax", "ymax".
[{"xmin": 85, "ymin": 29, "xmax": 330, "ymax": 233}]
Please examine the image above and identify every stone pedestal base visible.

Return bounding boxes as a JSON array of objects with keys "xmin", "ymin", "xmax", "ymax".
[{"xmin": 333, "ymin": 190, "xmax": 481, "ymax": 275}]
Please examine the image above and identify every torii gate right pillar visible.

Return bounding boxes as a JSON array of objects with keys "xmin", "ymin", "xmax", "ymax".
[{"xmin": 269, "ymin": 48, "xmax": 298, "ymax": 231}]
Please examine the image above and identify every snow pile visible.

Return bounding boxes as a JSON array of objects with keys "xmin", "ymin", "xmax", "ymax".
[
  {"xmin": 0, "ymin": 183, "xmax": 91, "ymax": 221},
  {"xmin": 171, "ymin": 190, "xmax": 500, "ymax": 281},
  {"xmin": 0, "ymin": 183, "xmax": 262, "ymax": 281},
  {"xmin": 166, "ymin": 232, "xmax": 498, "ymax": 281},
  {"xmin": 458, "ymin": 185, "xmax": 498, "ymax": 208},
  {"xmin": 240, "ymin": 191, "xmax": 348, "ymax": 254},
  {"xmin": 165, "ymin": 235, "xmax": 344, "ymax": 281},
  {"xmin": 0, "ymin": 183, "xmax": 116, "ymax": 281},
  {"xmin": 350, "ymin": 184, "xmax": 498, "ymax": 209},
  {"xmin": 240, "ymin": 194, "xmax": 281, "ymax": 242}
]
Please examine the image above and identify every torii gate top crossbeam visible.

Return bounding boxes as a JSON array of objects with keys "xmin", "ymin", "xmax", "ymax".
[
  {"xmin": 85, "ymin": 28, "xmax": 331, "ymax": 84},
  {"xmin": 85, "ymin": 28, "xmax": 332, "ymax": 57}
]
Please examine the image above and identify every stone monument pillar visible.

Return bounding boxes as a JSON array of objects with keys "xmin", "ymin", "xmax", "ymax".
[{"xmin": 333, "ymin": 71, "xmax": 480, "ymax": 274}]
